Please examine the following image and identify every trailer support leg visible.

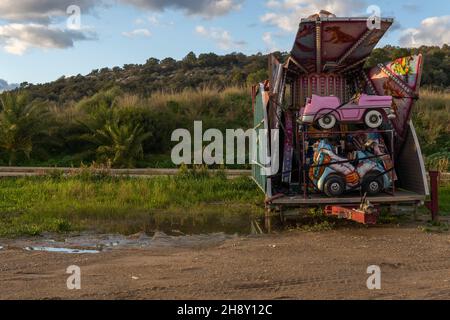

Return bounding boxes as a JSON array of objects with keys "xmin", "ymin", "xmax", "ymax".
[
  {"xmin": 265, "ymin": 208, "xmax": 273, "ymax": 233},
  {"xmin": 413, "ymin": 203, "xmax": 419, "ymax": 221},
  {"xmin": 425, "ymin": 171, "xmax": 440, "ymax": 222}
]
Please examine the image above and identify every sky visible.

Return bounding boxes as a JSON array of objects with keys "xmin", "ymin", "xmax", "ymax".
[{"xmin": 0, "ymin": 0, "xmax": 448, "ymax": 85}]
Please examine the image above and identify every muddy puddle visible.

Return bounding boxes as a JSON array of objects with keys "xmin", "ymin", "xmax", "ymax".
[
  {"xmin": 0, "ymin": 210, "xmax": 268, "ymax": 254},
  {"xmin": 24, "ymin": 246, "xmax": 100, "ymax": 254},
  {"xmin": 0, "ymin": 231, "xmax": 248, "ymax": 254},
  {"xmin": 138, "ymin": 209, "xmax": 265, "ymax": 236}
]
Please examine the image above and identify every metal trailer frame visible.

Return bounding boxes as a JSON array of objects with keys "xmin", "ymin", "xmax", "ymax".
[
  {"xmin": 251, "ymin": 86, "xmax": 429, "ymax": 210},
  {"xmin": 264, "ymin": 120, "xmax": 428, "ymax": 204},
  {"xmin": 252, "ymin": 14, "xmax": 431, "ymax": 227},
  {"xmin": 263, "ymin": 121, "xmax": 428, "ymax": 227}
]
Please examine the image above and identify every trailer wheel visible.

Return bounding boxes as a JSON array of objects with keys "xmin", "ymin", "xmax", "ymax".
[
  {"xmin": 362, "ymin": 172, "xmax": 384, "ymax": 196},
  {"xmin": 324, "ymin": 175, "xmax": 346, "ymax": 197},
  {"xmin": 364, "ymin": 110, "xmax": 383, "ymax": 129},
  {"xmin": 317, "ymin": 114, "xmax": 337, "ymax": 130}
]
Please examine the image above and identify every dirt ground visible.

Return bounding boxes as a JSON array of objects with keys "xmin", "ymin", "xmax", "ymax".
[{"xmin": 1, "ymin": 225, "xmax": 450, "ymax": 300}]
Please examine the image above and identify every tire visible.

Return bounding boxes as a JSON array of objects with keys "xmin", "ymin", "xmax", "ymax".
[
  {"xmin": 362, "ymin": 172, "xmax": 384, "ymax": 196},
  {"xmin": 317, "ymin": 114, "xmax": 337, "ymax": 130},
  {"xmin": 364, "ymin": 110, "xmax": 383, "ymax": 129},
  {"xmin": 324, "ymin": 175, "xmax": 346, "ymax": 197}
]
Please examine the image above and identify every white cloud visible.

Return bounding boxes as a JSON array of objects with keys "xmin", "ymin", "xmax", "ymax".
[
  {"xmin": 262, "ymin": 32, "xmax": 279, "ymax": 53},
  {"xmin": 0, "ymin": 0, "xmax": 100, "ymax": 24},
  {"xmin": 195, "ymin": 25, "xmax": 246, "ymax": 50},
  {"xmin": 261, "ymin": 12, "xmax": 293, "ymax": 32},
  {"xmin": 148, "ymin": 14, "xmax": 160, "ymax": 26},
  {"xmin": 121, "ymin": 0, "xmax": 243, "ymax": 19},
  {"xmin": 0, "ymin": 23, "xmax": 94, "ymax": 55},
  {"xmin": 399, "ymin": 15, "xmax": 450, "ymax": 47},
  {"xmin": 0, "ymin": 1, "xmax": 241, "ymax": 56},
  {"xmin": 260, "ymin": 0, "xmax": 367, "ymax": 32},
  {"xmin": 0, "ymin": 0, "xmax": 239, "ymax": 56},
  {"xmin": 122, "ymin": 28, "xmax": 152, "ymax": 38},
  {"xmin": 0, "ymin": 1, "xmax": 99, "ymax": 55},
  {"xmin": 134, "ymin": 18, "xmax": 146, "ymax": 25},
  {"xmin": 134, "ymin": 14, "xmax": 175, "ymax": 28},
  {"xmin": 0, "ymin": 0, "xmax": 242, "ymax": 21}
]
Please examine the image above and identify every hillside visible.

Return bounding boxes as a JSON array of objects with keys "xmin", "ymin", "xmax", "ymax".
[
  {"xmin": 17, "ymin": 52, "xmax": 280, "ymax": 105},
  {"xmin": 12, "ymin": 45, "xmax": 450, "ymax": 106},
  {"xmin": 0, "ymin": 46, "xmax": 448, "ymax": 169}
]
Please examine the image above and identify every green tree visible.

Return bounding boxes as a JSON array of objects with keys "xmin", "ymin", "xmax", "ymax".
[
  {"xmin": 146, "ymin": 57, "xmax": 160, "ymax": 66},
  {"xmin": 81, "ymin": 121, "xmax": 151, "ymax": 168},
  {"xmin": 182, "ymin": 52, "xmax": 197, "ymax": 68},
  {"xmin": 246, "ymin": 69, "xmax": 268, "ymax": 86},
  {"xmin": 231, "ymin": 68, "xmax": 246, "ymax": 85},
  {"xmin": 0, "ymin": 92, "xmax": 51, "ymax": 166}
]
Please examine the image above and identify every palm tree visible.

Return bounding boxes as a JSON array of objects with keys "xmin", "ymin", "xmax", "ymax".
[
  {"xmin": 81, "ymin": 120, "xmax": 151, "ymax": 168},
  {"xmin": 0, "ymin": 93, "xmax": 51, "ymax": 166}
]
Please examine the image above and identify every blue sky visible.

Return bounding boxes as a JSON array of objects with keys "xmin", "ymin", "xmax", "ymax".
[{"xmin": 0, "ymin": 0, "xmax": 448, "ymax": 85}]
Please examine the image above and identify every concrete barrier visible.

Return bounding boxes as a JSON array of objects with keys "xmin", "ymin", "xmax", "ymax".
[
  {"xmin": 0, "ymin": 167, "xmax": 252, "ymax": 178},
  {"xmin": 0, "ymin": 167, "xmax": 447, "ymax": 182}
]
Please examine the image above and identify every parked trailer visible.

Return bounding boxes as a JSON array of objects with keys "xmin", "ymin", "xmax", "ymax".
[{"xmin": 251, "ymin": 14, "xmax": 429, "ymax": 227}]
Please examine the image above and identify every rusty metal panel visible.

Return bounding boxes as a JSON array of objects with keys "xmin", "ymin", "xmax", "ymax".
[
  {"xmin": 295, "ymin": 74, "xmax": 346, "ymax": 107},
  {"xmin": 396, "ymin": 121, "xmax": 429, "ymax": 196},
  {"xmin": 291, "ymin": 17, "xmax": 393, "ymax": 74},
  {"xmin": 367, "ymin": 54, "xmax": 424, "ymax": 139}
]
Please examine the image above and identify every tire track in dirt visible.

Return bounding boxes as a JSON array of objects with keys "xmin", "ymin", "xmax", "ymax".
[{"xmin": 81, "ymin": 257, "xmax": 450, "ymax": 299}]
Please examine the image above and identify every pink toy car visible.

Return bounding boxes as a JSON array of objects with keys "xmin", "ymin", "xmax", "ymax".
[{"xmin": 300, "ymin": 94, "xmax": 395, "ymax": 130}]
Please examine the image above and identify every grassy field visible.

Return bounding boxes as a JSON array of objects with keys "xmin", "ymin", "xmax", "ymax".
[
  {"xmin": 440, "ymin": 184, "xmax": 450, "ymax": 215},
  {"xmin": 0, "ymin": 87, "xmax": 448, "ymax": 237},
  {"xmin": 413, "ymin": 89, "xmax": 450, "ymax": 171},
  {"xmin": 0, "ymin": 170, "xmax": 264, "ymax": 237},
  {"xmin": 0, "ymin": 171, "xmax": 448, "ymax": 237}
]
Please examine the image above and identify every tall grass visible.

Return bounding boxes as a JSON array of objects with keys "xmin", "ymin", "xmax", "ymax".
[
  {"xmin": 147, "ymin": 86, "xmax": 247, "ymax": 109},
  {"xmin": 0, "ymin": 172, "xmax": 264, "ymax": 237},
  {"xmin": 440, "ymin": 184, "xmax": 450, "ymax": 215},
  {"xmin": 30, "ymin": 85, "xmax": 253, "ymax": 168},
  {"xmin": 413, "ymin": 89, "xmax": 450, "ymax": 171},
  {"xmin": 3, "ymin": 86, "xmax": 448, "ymax": 170},
  {"xmin": 144, "ymin": 86, "xmax": 251, "ymax": 127},
  {"xmin": 108, "ymin": 86, "xmax": 251, "ymax": 125}
]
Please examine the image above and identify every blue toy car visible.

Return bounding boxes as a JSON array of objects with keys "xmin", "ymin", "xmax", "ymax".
[{"xmin": 309, "ymin": 140, "xmax": 392, "ymax": 197}]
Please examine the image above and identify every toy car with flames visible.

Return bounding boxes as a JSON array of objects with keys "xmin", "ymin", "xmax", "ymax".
[
  {"xmin": 300, "ymin": 94, "xmax": 396, "ymax": 130},
  {"xmin": 309, "ymin": 140, "xmax": 392, "ymax": 197}
]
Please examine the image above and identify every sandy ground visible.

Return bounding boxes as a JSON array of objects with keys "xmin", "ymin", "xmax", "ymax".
[{"xmin": 1, "ymin": 225, "xmax": 450, "ymax": 300}]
